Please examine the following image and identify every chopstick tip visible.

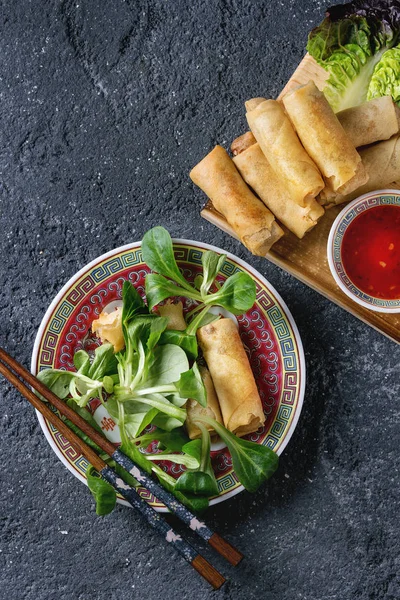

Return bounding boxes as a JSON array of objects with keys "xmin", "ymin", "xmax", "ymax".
[
  {"xmin": 208, "ymin": 532, "xmax": 244, "ymax": 566},
  {"xmin": 191, "ymin": 554, "xmax": 226, "ymax": 590}
]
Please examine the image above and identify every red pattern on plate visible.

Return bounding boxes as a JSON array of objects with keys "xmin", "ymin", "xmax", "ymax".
[{"xmin": 52, "ymin": 263, "xmax": 282, "ymax": 481}]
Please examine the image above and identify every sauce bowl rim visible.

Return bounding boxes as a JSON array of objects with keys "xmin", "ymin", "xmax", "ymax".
[{"xmin": 327, "ymin": 188, "xmax": 400, "ymax": 314}]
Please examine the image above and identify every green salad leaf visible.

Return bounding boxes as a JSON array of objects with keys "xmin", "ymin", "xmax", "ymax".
[
  {"xmin": 73, "ymin": 350, "xmax": 90, "ymax": 375},
  {"xmin": 146, "ymin": 451, "xmax": 200, "ymax": 469},
  {"xmin": 143, "ymin": 344, "xmax": 189, "ymax": 387},
  {"xmin": 205, "ymin": 272, "xmax": 256, "ymax": 316},
  {"xmin": 142, "ymin": 226, "xmax": 256, "ymax": 315},
  {"xmin": 307, "ymin": 0, "xmax": 400, "ymax": 110},
  {"xmin": 200, "ymin": 251, "xmax": 226, "ymax": 296},
  {"xmin": 87, "ymin": 344, "xmax": 118, "ymax": 380},
  {"xmin": 144, "ymin": 273, "xmax": 199, "ymax": 307},
  {"xmin": 175, "ymin": 424, "xmax": 219, "ymax": 497},
  {"xmin": 120, "ymin": 439, "xmax": 153, "ymax": 475},
  {"xmin": 135, "ymin": 426, "xmax": 190, "ymax": 452},
  {"xmin": 368, "ymin": 44, "xmax": 400, "ymax": 103},
  {"xmin": 37, "ymin": 346, "xmax": 115, "ymax": 408},
  {"xmin": 141, "ymin": 227, "xmax": 197, "ymax": 292},
  {"xmin": 121, "ymin": 279, "xmax": 147, "ymax": 322},
  {"xmin": 151, "ymin": 413, "xmax": 185, "ymax": 432},
  {"xmin": 36, "ymin": 369, "xmax": 73, "ymax": 400},
  {"xmin": 151, "ymin": 463, "xmax": 209, "ymax": 513},
  {"xmin": 87, "ymin": 466, "xmax": 117, "ymax": 516},
  {"xmin": 174, "ymin": 363, "xmax": 206, "ymax": 407},
  {"xmin": 195, "ymin": 415, "xmax": 279, "ymax": 493},
  {"xmin": 158, "ymin": 329, "xmax": 198, "ymax": 360}
]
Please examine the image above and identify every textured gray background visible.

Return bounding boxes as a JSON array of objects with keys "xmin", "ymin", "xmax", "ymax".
[{"xmin": 0, "ymin": 1, "xmax": 399, "ymax": 599}]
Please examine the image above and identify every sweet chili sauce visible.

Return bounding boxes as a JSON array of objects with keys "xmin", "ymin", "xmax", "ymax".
[{"xmin": 341, "ymin": 205, "xmax": 400, "ymax": 300}]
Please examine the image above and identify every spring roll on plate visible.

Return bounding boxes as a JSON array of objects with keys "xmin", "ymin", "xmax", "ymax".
[
  {"xmin": 282, "ymin": 81, "xmax": 368, "ymax": 195},
  {"xmin": 92, "ymin": 307, "xmax": 125, "ymax": 353},
  {"xmin": 245, "ymin": 98, "xmax": 324, "ymax": 207},
  {"xmin": 185, "ymin": 366, "xmax": 223, "ymax": 440},
  {"xmin": 157, "ymin": 300, "xmax": 186, "ymax": 331},
  {"xmin": 197, "ymin": 318, "xmax": 265, "ymax": 437},
  {"xmin": 190, "ymin": 145, "xmax": 284, "ymax": 256},
  {"xmin": 233, "ymin": 143, "xmax": 324, "ymax": 239}
]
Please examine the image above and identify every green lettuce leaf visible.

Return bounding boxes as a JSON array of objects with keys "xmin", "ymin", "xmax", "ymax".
[
  {"xmin": 307, "ymin": 1, "xmax": 400, "ymax": 110},
  {"xmin": 368, "ymin": 45, "xmax": 400, "ymax": 103},
  {"xmin": 87, "ymin": 466, "xmax": 117, "ymax": 516}
]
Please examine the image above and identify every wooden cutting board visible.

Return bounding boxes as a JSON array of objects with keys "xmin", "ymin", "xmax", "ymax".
[{"xmin": 201, "ymin": 54, "xmax": 400, "ymax": 344}]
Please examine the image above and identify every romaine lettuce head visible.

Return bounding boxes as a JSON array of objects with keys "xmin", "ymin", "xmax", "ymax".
[{"xmin": 307, "ymin": 0, "xmax": 400, "ymax": 111}]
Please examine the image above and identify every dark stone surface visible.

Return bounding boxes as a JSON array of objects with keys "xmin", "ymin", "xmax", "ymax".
[{"xmin": 0, "ymin": 1, "xmax": 399, "ymax": 599}]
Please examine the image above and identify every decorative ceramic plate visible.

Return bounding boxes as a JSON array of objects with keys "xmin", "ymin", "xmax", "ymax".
[{"xmin": 31, "ymin": 239, "xmax": 305, "ymax": 511}]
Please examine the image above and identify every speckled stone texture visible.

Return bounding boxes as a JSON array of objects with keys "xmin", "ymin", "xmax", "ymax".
[{"xmin": 0, "ymin": 1, "xmax": 399, "ymax": 599}]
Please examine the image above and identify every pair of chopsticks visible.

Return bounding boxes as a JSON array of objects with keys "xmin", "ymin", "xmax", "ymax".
[{"xmin": 0, "ymin": 347, "xmax": 243, "ymax": 589}]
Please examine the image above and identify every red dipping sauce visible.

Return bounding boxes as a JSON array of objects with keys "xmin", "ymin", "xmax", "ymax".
[{"xmin": 341, "ymin": 205, "xmax": 400, "ymax": 300}]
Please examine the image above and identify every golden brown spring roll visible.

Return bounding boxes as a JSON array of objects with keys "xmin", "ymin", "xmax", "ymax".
[
  {"xmin": 185, "ymin": 366, "xmax": 223, "ymax": 440},
  {"xmin": 282, "ymin": 81, "xmax": 368, "ymax": 195},
  {"xmin": 231, "ymin": 131, "xmax": 257, "ymax": 156},
  {"xmin": 197, "ymin": 318, "xmax": 265, "ymax": 437},
  {"xmin": 318, "ymin": 162, "xmax": 369, "ymax": 204},
  {"xmin": 92, "ymin": 308, "xmax": 124, "ymax": 353},
  {"xmin": 233, "ymin": 143, "xmax": 325, "ymax": 238},
  {"xmin": 321, "ymin": 135, "xmax": 400, "ymax": 205},
  {"xmin": 157, "ymin": 300, "xmax": 186, "ymax": 330},
  {"xmin": 234, "ymin": 97, "xmax": 400, "ymax": 157},
  {"xmin": 337, "ymin": 96, "xmax": 400, "ymax": 149},
  {"xmin": 246, "ymin": 97, "xmax": 267, "ymax": 111},
  {"xmin": 245, "ymin": 98, "xmax": 324, "ymax": 206},
  {"xmin": 190, "ymin": 145, "xmax": 284, "ymax": 256}
]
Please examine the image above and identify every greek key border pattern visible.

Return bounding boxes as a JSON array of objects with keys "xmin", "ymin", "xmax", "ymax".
[{"xmin": 332, "ymin": 194, "xmax": 400, "ymax": 308}]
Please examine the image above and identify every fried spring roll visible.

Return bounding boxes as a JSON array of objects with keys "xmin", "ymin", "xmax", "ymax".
[
  {"xmin": 190, "ymin": 145, "xmax": 284, "ymax": 255},
  {"xmin": 231, "ymin": 131, "xmax": 257, "ymax": 156},
  {"xmin": 337, "ymin": 96, "xmax": 400, "ymax": 149},
  {"xmin": 234, "ymin": 96, "xmax": 400, "ymax": 157},
  {"xmin": 245, "ymin": 98, "xmax": 324, "ymax": 207},
  {"xmin": 157, "ymin": 300, "xmax": 186, "ymax": 331},
  {"xmin": 92, "ymin": 308, "xmax": 124, "ymax": 353},
  {"xmin": 197, "ymin": 319, "xmax": 265, "ymax": 437},
  {"xmin": 233, "ymin": 143, "xmax": 325, "ymax": 238},
  {"xmin": 320, "ymin": 135, "xmax": 400, "ymax": 205},
  {"xmin": 185, "ymin": 366, "xmax": 223, "ymax": 440},
  {"xmin": 282, "ymin": 81, "xmax": 368, "ymax": 194}
]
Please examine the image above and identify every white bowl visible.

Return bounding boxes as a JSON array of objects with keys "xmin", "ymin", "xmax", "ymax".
[{"xmin": 327, "ymin": 189, "xmax": 400, "ymax": 313}]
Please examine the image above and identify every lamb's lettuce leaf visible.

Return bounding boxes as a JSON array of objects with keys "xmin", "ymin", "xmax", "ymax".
[
  {"xmin": 37, "ymin": 346, "xmax": 115, "ymax": 408},
  {"xmin": 158, "ymin": 329, "xmax": 198, "ymax": 360},
  {"xmin": 194, "ymin": 415, "xmax": 279, "ymax": 493},
  {"xmin": 87, "ymin": 466, "xmax": 117, "ymax": 516},
  {"xmin": 135, "ymin": 427, "xmax": 190, "ymax": 451},
  {"xmin": 143, "ymin": 344, "xmax": 189, "ymax": 388},
  {"xmin": 73, "ymin": 350, "xmax": 90, "ymax": 375},
  {"xmin": 175, "ymin": 424, "xmax": 219, "ymax": 497},
  {"xmin": 142, "ymin": 226, "xmax": 256, "ymax": 314},
  {"xmin": 151, "ymin": 463, "xmax": 209, "ymax": 513}
]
